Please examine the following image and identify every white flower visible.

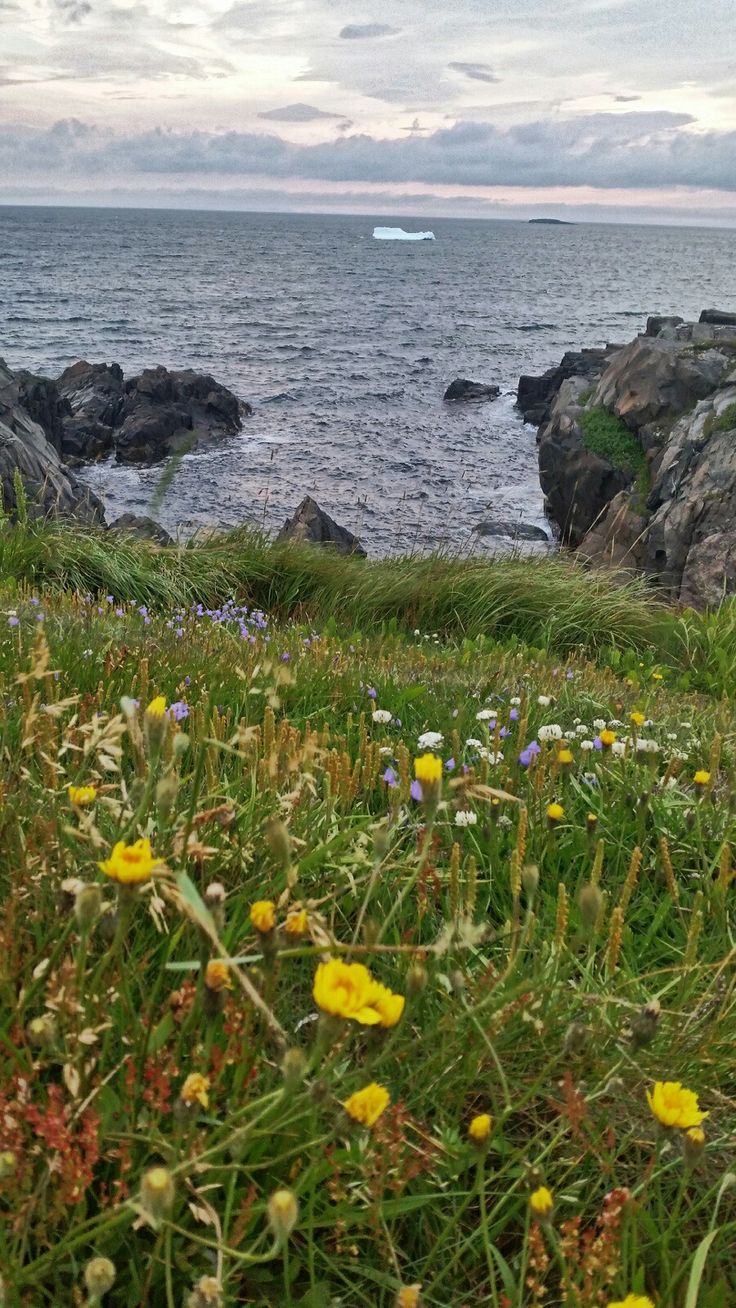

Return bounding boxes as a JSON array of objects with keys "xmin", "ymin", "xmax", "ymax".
[
  {"xmin": 538, "ymin": 724, "xmax": 563, "ymax": 742},
  {"xmin": 379, "ymin": 746, "xmax": 394, "ymax": 758},
  {"xmin": 455, "ymin": 810, "xmax": 478, "ymax": 827},
  {"xmin": 680, "ymin": 722, "xmax": 693, "ymax": 730},
  {"xmin": 417, "ymin": 730, "xmax": 443, "ymax": 750},
  {"xmin": 476, "ymin": 709, "xmax": 496, "ymax": 722},
  {"xmin": 537, "ymin": 695, "xmax": 552, "ymax": 707},
  {"xmin": 580, "ymin": 739, "xmax": 595, "ymax": 752},
  {"xmin": 611, "ymin": 741, "xmax": 626, "ymax": 757},
  {"xmin": 670, "ymin": 748, "xmax": 688, "ymax": 761},
  {"xmin": 608, "ymin": 719, "xmax": 623, "ymax": 728},
  {"xmin": 477, "ymin": 747, "xmax": 504, "ymax": 764},
  {"xmin": 497, "ymin": 815, "xmax": 513, "ymax": 829},
  {"xmin": 465, "ymin": 737, "xmax": 483, "ymax": 749},
  {"xmin": 575, "ymin": 724, "xmax": 590, "ymax": 736},
  {"xmin": 372, "ymin": 709, "xmax": 393, "ymax": 725},
  {"xmin": 510, "ymin": 696, "xmax": 521, "ymax": 706},
  {"xmin": 636, "ymin": 738, "xmax": 660, "ymax": 754},
  {"xmin": 666, "ymin": 732, "xmax": 678, "ymax": 742},
  {"xmin": 593, "ymin": 719, "xmax": 606, "ymax": 731}
]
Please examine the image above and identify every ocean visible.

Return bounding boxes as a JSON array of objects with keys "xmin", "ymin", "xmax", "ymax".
[{"xmin": 2, "ymin": 206, "xmax": 735, "ymax": 552}]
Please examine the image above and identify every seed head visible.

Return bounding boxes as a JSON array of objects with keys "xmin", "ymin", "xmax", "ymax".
[
  {"xmin": 267, "ymin": 1187, "xmax": 298, "ymax": 1245},
  {"xmin": 84, "ymin": 1256, "xmax": 116, "ymax": 1299},
  {"xmin": 140, "ymin": 1166, "xmax": 175, "ymax": 1225},
  {"xmin": 75, "ymin": 882, "xmax": 102, "ymax": 931}
]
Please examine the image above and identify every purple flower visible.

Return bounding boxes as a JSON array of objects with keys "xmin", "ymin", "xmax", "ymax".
[
  {"xmin": 566, "ymin": 670, "xmax": 574, "ymax": 681},
  {"xmin": 383, "ymin": 766, "xmax": 397, "ymax": 787},
  {"xmin": 445, "ymin": 757, "xmax": 456, "ymax": 771},
  {"xmin": 169, "ymin": 700, "xmax": 189, "ymax": 722},
  {"xmin": 519, "ymin": 740, "xmax": 541, "ymax": 768},
  {"xmin": 8, "ymin": 616, "xmax": 19, "ymax": 627},
  {"xmin": 593, "ymin": 737, "xmax": 603, "ymax": 751},
  {"xmin": 115, "ymin": 608, "xmax": 124, "ymax": 618},
  {"xmin": 30, "ymin": 597, "xmax": 39, "ymax": 606},
  {"xmin": 281, "ymin": 652, "xmax": 290, "ymax": 662},
  {"xmin": 184, "ymin": 675, "xmax": 191, "ymax": 686},
  {"xmin": 35, "ymin": 612, "xmax": 44, "ymax": 621},
  {"xmin": 509, "ymin": 708, "xmax": 519, "ymax": 721},
  {"xmin": 410, "ymin": 779, "xmax": 423, "ymax": 802},
  {"xmin": 368, "ymin": 687, "xmax": 377, "ymax": 700},
  {"xmin": 500, "ymin": 726, "xmax": 510, "ymax": 738}
]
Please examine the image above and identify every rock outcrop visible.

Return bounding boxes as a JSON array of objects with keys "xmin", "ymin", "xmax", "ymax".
[
  {"xmin": 443, "ymin": 378, "xmax": 500, "ymax": 402},
  {"xmin": 517, "ymin": 346, "xmax": 621, "ymax": 426},
  {"xmin": 115, "ymin": 367, "xmax": 248, "ymax": 464},
  {"xmin": 108, "ymin": 513, "xmax": 174, "ymax": 545},
  {"xmin": 472, "ymin": 518, "xmax": 549, "ymax": 543},
  {"xmin": 277, "ymin": 496, "xmax": 366, "ymax": 556},
  {"xmin": 0, "ymin": 359, "xmax": 104, "ymax": 525},
  {"xmin": 520, "ymin": 311, "xmax": 736, "ymax": 605},
  {"xmin": 57, "ymin": 361, "xmax": 125, "ymax": 459}
]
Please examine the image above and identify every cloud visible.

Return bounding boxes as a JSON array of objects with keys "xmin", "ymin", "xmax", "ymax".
[
  {"xmin": 338, "ymin": 23, "xmax": 398, "ymax": 39},
  {"xmin": 615, "ymin": 94, "xmax": 641, "ymax": 102},
  {"xmin": 53, "ymin": 0, "xmax": 92, "ymax": 22},
  {"xmin": 448, "ymin": 61, "xmax": 499, "ymax": 84},
  {"xmin": 258, "ymin": 103, "xmax": 343, "ymax": 121}
]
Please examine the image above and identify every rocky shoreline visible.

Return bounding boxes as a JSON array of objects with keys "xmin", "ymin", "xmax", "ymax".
[
  {"xmin": 2, "ymin": 308, "xmax": 736, "ymax": 603},
  {"xmin": 518, "ymin": 308, "xmax": 736, "ymax": 607}
]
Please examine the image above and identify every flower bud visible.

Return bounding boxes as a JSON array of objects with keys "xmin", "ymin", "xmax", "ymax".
[
  {"xmin": 84, "ymin": 1256, "xmax": 116, "ymax": 1299},
  {"xmin": 173, "ymin": 731, "xmax": 190, "ymax": 760},
  {"xmin": 449, "ymin": 969, "xmax": 465, "ymax": 996},
  {"xmin": 140, "ymin": 1166, "xmax": 175, "ymax": 1225},
  {"xmin": 564, "ymin": 1021, "xmax": 589, "ymax": 1055},
  {"xmin": 521, "ymin": 864, "xmax": 539, "ymax": 898},
  {"xmin": 578, "ymin": 881, "xmax": 603, "ymax": 933},
  {"xmin": 267, "ymin": 1187, "xmax": 298, "ymax": 1245},
  {"xmin": 372, "ymin": 821, "xmax": 390, "ymax": 860},
  {"xmin": 27, "ymin": 1014, "xmax": 56, "ymax": 1049},
  {"xmin": 266, "ymin": 818, "xmax": 291, "ymax": 870},
  {"xmin": 281, "ymin": 1047, "xmax": 307, "ymax": 1092},
  {"xmin": 75, "ymin": 883, "xmax": 102, "ymax": 932},
  {"xmin": 395, "ymin": 1287, "xmax": 422, "ymax": 1308},
  {"xmin": 59, "ymin": 876, "xmax": 84, "ymax": 915},
  {"xmin": 406, "ymin": 962, "xmax": 428, "ymax": 997},
  {"xmin": 629, "ymin": 998, "xmax": 660, "ymax": 1049},
  {"xmin": 155, "ymin": 772, "xmax": 178, "ymax": 820},
  {"xmin": 684, "ymin": 1126, "xmax": 706, "ymax": 1168},
  {"xmin": 204, "ymin": 882, "xmax": 227, "ymax": 932},
  {"xmin": 186, "ymin": 1276, "xmax": 222, "ymax": 1308},
  {"xmin": 0, "ymin": 1150, "xmax": 16, "ymax": 1180}
]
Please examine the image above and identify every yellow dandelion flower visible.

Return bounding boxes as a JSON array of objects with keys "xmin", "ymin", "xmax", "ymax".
[
  {"xmin": 369, "ymin": 980, "xmax": 406, "ymax": 1028},
  {"xmin": 557, "ymin": 748, "xmax": 574, "ymax": 767},
  {"xmin": 313, "ymin": 959, "xmax": 405, "ymax": 1027},
  {"xmin": 651, "ymin": 671, "xmax": 664, "ymax": 681},
  {"xmin": 68, "ymin": 784, "xmax": 97, "ymax": 807},
  {"xmin": 686, "ymin": 1126, "xmax": 706, "ymax": 1146},
  {"xmin": 547, "ymin": 802, "xmax": 565, "ymax": 824},
  {"xmin": 530, "ymin": 1185, "xmax": 554, "ymax": 1220},
  {"xmin": 414, "ymin": 753, "xmax": 443, "ymax": 785},
  {"xmin": 284, "ymin": 909, "xmax": 309, "ymax": 936},
  {"xmin": 396, "ymin": 1288, "xmax": 422, "ymax": 1308},
  {"xmin": 599, "ymin": 729, "xmax": 617, "ymax": 748},
  {"xmin": 608, "ymin": 1296, "xmax": 654, "ymax": 1308},
  {"xmin": 343, "ymin": 1082, "xmax": 390, "ymax": 1127},
  {"xmin": 250, "ymin": 900, "xmax": 276, "ymax": 933},
  {"xmin": 145, "ymin": 695, "xmax": 167, "ymax": 718},
  {"xmin": 468, "ymin": 1112, "xmax": 492, "ymax": 1142},
  {"xmin": 204, "ymin": 960, "xmax": 233, "ymax": 992},
  {"xmin": 646, "ymin": 1081, "xmax": 708, "ymax": 1129},
  {"xmin": 180, "ymin": 1072, "xmax": 210, "ymax": 1110},
  {"xmin": 98, "ymin": 838, "xmax": 162, "ymax": 885},
  {"xmin": 630, "ymin": 711, "xmax": 646, "ymax": 727},
  {"xmin": 693, "ymin": 769, "xmax": 711, "ymax": 788}
]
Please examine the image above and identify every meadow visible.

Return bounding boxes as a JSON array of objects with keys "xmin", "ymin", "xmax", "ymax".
[{"xmin": 1, "ymin": 518, "xmax": 735, "ymax": 1307}]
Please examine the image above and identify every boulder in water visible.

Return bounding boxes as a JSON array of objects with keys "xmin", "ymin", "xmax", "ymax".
[
  {"xmin": 699, "ymin": 308, "xmax": 736, "ymax": 326},
  {"xmin": 108, "ymin": 513, "xmax": 173, "ymax": 545},
  {"xmin": 57, "ymin": 360, "xmax": 125, "ymax": 459},
  {"xmin": 277, "ymin": 496, "xmax": 366, "ymax": 556},
  {"xmin": 444, "ymin": 378, "xmax": 500, "ymax": 402},
  {"xmin": 114, "ymin": 366, "xmax": 249, "ymax": 464},
  {"xmin": 472, "ymin": 518, "xmax": 549, "ymax": 542}
]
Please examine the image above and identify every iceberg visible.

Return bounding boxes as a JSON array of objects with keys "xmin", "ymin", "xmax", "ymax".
[{"xmin": 373, "ymin": 226, "xmax": 435, "ymax": 241}]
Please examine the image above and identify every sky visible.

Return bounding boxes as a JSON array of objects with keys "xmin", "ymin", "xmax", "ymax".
[{"xmin": 2, "ymin": 0, "xmax": 736, "ymax": 223}]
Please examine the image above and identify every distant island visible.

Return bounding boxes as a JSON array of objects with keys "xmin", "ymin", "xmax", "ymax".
[{"xmin": 528, "ymin": 218, "xmax": 574, "ymax": 225}]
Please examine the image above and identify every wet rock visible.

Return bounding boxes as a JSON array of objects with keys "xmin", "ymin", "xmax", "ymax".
[
  {"xmin": 108, "ymin": 513, "xmax": 173, "ymax": 545},
  {"xmin": 15, "ymin": 370, "xmax": 70, "ymax": 455},
  {"xmin": 699, "ymin": 308, "xmax": 736, "ymax": 326},
  {"xmin": 115, "ymin": 366, "xmax": 248, "ymax": 464},
  {"xmin": 57, "ymin": 360, "xmax": 124, "ymax": 459},
  {"xmin": 277, "ymin": 496, "xmax": 366, "ymax": 556},
  {"xmin": 538, "ymin": 381, "xmax": 633, "ymax": 546},
  {"xmin": 472, "ymin": 518, "xmax": 549, "ymax": 542},
  {"xmin": 645, "ymin": 315, "xmax": 684, "ymax": 337},
  {"xmin": 443, "ymin": 378, "xmax": 500, "ymax": 402},
  {"xmin": 517, "ymin": 346, "xmax": 621, "ymax": 426}
]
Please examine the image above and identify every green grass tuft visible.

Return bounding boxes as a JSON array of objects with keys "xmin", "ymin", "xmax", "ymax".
[{"xmin": 580, "ymin": 406, "xmax": 647, "ymax": 478}]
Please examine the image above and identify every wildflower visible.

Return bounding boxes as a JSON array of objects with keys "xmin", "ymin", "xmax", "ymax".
[
  {"xmin": 250, "ymin": 900, "xmax": 276, "ymax": 933},
  {"xmin": 267, "ymin": 1188, "xmax": 298, "ymax": 1244},
  {"xmin": 186, "ymin": 1276, "xmax": 223, "ymax": 1308},
  {"xmin": 557, "ymin": 748, "xmax": 574, "ymax": 767},
  {"xmin": 396, "ymin": 1288, "xmax": 422, "ymax": 1308},
  {"xmin": 529, "ymin": 1185, "xmax": 554, "ymax": 1221},
  {"xmin": 586, "ymin": 812, "xmax": 599, "ymax": 831},
  {"xmin": 68, "ymin": 783, "xmax": 97, "ymax": 807},
  {"xmin": 646, "ymin": 1081, "xmax": 708, "ymax": 1129},
  {"xmin": 204, "ymin": 960, "xmax": 233, "ymax": 992},
  {"xmin": 99, "ymin": 838, "xmax": 162, "ymax": 886},
  {"xmin": 370, "ymin": 980, "xmax": 406, "ymax": 1027},
  {"xmin": 372, "ymin": 709, "xmax": 393, "ymax": 725},
  {"xmin": 475, "ymin": 709, "xmax": 496, "ymax": 723},
  {"xmin": 180, "ymin": 1073, "xmax": 210, "ymax": 1110},
  {"xmin": 630, "ymin": 711, "xmax": 646, "ymax": 727},
  {"xmin": 140, "ymin": 1166, "xmax": 175, "ymax": 1224},
  {"xmin": 414, "ymin": 753, "xmax": 443, "ymax": 785},
  {"xmin": 284, "ymin": 909, "xmax": 308, "ymax": 936},
  {"xmin": 343, "ymin": 1082, "xmax": 390, "ymax": 1127},
  {"xmin": 599, "ymin": 729, "xmax": 617, "ymax": 748},
  {"xmin": 383, "ymin": 766, "xmax": 398, "ymax": 787},
  {"xmin": 410, "ymin": 779, "xmax": 423, "ymax": 801},
  {"xmin": 313, "ymin": 959, "xmax": 404, "ymax": 1027},
  {"xmin": 367, "ymin": 687, "xmax": 377, "ymax": 699},
  {"xmin": 468, "ymin": 1112, "xmax": 492, "ymax": 1142},
  {"xmin": 635, "ymin": 738, "xmax": 659, "ymax": 755},
  {"xmin": 510, "ymin": 696, "xmax": 521, "ymax": 706},
  {"xmin": 455, "ymin": 809, "xmax": 478, "ymax": 827},
  {"xmin": 684, "ymin": 1126, "xmax": 706, "ymax": 1166},
  {"xmin": 611, "ymin": 741, "xmax": 627, "ymax": 757},
  {"xmin": 538, "ymin": 724, "xmax": 563, "ymax": 742},
  {"xmin": 693, "ymin": 769, "xmax": 711, "ymax": 789},
  {"xmin": 537, "ymin": 695, "xmax": 552, "ymax": 707},
  {"xmin": 593, "ymin": 718, "xmax": 606, "ymax": 731},
  {"xmin": 146, "ymin": 695, "xmax": 167, "ymax": 718},
  {"xmin": 607, "ymin": 1297, "xmax": 654, "ymax": 1308},
  {"xmin": 84, "ymin": 1256, "xmax": 116, "ymax": 1298},
  {"xmin": 417, "ymin": 730, "xmax": 444, "ymax": 750},
  {"xmin": 547, "ymin": 802, "xmax": 564, "ymax": 825},
  {"xmin": 169, "ymin": 700, "xmax": 189, "ymax": 722},
  {"xmin": 74, "ymin": 883, "xmax": 102, "ymax": 931}
]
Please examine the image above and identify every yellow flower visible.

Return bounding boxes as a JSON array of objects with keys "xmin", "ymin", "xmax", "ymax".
[
  {"xmin": 68, "ymin": 784, "xmax": 97, "ymax": 807},
  {"xmin": 180, "ymin": 1072, "xmax": 210, "ymax": 1110},
  {"xmin": 530, "ymin": 1185, "xmax": 554, "ymax": 1220},
  {"xmin": 396, "ymin": 1288, "xmax": 422, "ymax": 1308},
  {"xmin": 204, "ymin": 960, "xmax": 233, "ymax": 992},
  {"xmin": 98, "ymin": 838, "xmax": 162, "ymax": 885},
  {"xmin": 557, "ymin": 748, "xmax": 574, "ymax": 767},
  {"xmin": 343, "ymin": 1082, "xmax": 390, "ymax": 1127},
  {"xmin": 284, "ymin": 909, "xmax": 309, "ymax": 936},
  {"xmin": 646, "ymin": 1081, "xmax": 708, "ymax": 1129},
  {"xmin": 313, "ymin": 959, "xmax": 404, "ymax": 1027},
  {"xmin": 607, "ymin": 1296, "xmax": 654, "ymax": 1308},
  {"xmin": 693, "ymin": 769, "xmax": 711, "ymax": 788},
  {"xmin": 250, "ymin": 900, "xmax": 276, "ymax": 933},
  {"xmin": 599, "ymin": 729, "xmax": 617, "ymax": 748},
  {"xmin": 586, "ymin": 812, "xmax": 599, "ymax": 830},
  {"xmin": 630, "ymin": 711, "xmax": 646, "ymax": 727},
  {"xmin": 145, "ymin": 695, "xmax": 167, "ymax": 718},
  {"xmin": 686, "ymin": 1126, "xmax": 706, "ymax": 1146},
  {"xmin": 414, "ymin": 753, "xmax": 443, "ymax": 785},
  {"xmin": 651, "ymin": 671, "xmax": 664, "ymax": 681},
  {"xmin": 547, "ymin": 802, "xmax": 565, "ymax": 824},
  {"xmin": 468, "ymin": 1112, "xmax": 492, "ymax": 1142}
]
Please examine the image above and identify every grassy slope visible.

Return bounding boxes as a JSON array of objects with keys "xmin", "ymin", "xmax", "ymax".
[{"xmin": 1, "ymin": 570, "xmax": 735, "ymax": 1308}]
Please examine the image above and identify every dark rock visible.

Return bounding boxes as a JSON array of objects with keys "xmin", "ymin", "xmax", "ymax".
[
  {"xmin": 277, "ymin": 496, "xmax": 366, "ymax": 556},
  {"xmin": 538, "ymin": 385, "xmax": 633, "ymax": 547},
  {"xmin": 57, "ymin": 360, "xmax": 124, "ymax": 459},
  {"xmin": 517, "ymin": 346, "xmax": 621, "ymax": 426},
  {"xmin": 15, "ymin": 370, "xmax": 70, "ymax": 454},
  {"xmin": 577, "ymin": 489, "xmax": 648, "ymax": 577},
  {"xmin": 592, "ymin": 337, "xmax": 731, "ymax": 431},
  {"xmin": 0, "ymin": 358, "xmax": 105, "ymax": 525},
  {"xmin": 472, "ymin": 518, "xmax": 549, "ymax": 542},
  {"xmin": 443, "ymin": 378, "xmax": 500, "ymax": 402},
  {"xmin": 699, "ymin": 308, "xmax": 736, "ymax": 326},
  {"xmin": 108, "ymin": 513, "xmax": 173, "ymax": 545},
  {"xmin": 645, "ymin": 315, "xmax": 684, "ymax": 337},
  {"xmin": 115, "ymin": 366, "xmax": 248, "ymax": 463}
]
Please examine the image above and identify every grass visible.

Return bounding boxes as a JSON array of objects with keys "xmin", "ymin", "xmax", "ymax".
[
  {"xmin": 703, "ymin": 402, "xmax": 736, "ymax": 440},
  {"xmin": 0, "ymin": 576, "xmax": 735, "ymax": 1307},
  {"xmin": 580, "ymin": 408, "xmax": 647, "ymax": 480}
]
